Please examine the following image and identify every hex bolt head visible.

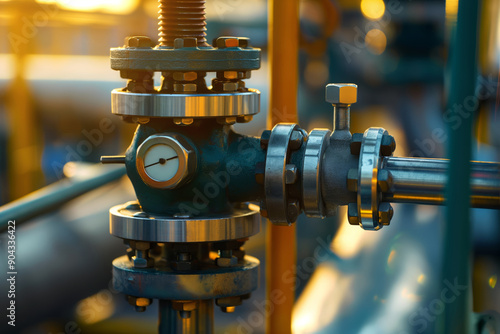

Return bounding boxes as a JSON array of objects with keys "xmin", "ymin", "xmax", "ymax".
[
  {"xmin": 289, "ymin": 130, "xmax": 305, "ymax": 150},
  {"xmin": 126, "ymin": 36, "xmax": 153, "ymax": 48},
  {"xmin": 174, "ymin": 37, "xmax": 197, "ymax": 49},
  {"xmin": 216, "ymin": 296, "xmax": 243, "ymax": 313},
  {"xmin": 174, "ymin": 83, "xmax": 197, "ymax": 93},
  {"xmin": 217, "ymin": 71, "xmax": 239, "ymax": 80},
  {"xmin": 216, "ymin": 255, "xmax": 238, "ymax": 267},
  {"xmin": 350, "ymin": 133, "xmax": 363, "ymax": 155},
  {"xmin": 173, "ymin": 118, "xmax": 194, "ymax": 126},
  {"xmin": 377, "ymin": 170, "xmax": 394, "ymax": 193},
  {"xmin": 380, "ymin": 135, "xmax": 396, "ymax": 156},
  {"xmin": 347, "ymin": 203, "xmax": 359, "ymax": 225},
  {"xmin": 287, "ymin": 200, "xmax": 300, "ymax": 223},
  {"xmin": 260, "ymin": 130, "xmax": 271, "ymax": 149},
  {"xmin": 238, "ymin": 71, "xmax": 252, "ymax": 79},
  {"xmin": 127, "ymin": 296, "xmax": 152, "ymax": 312},
  {"xmin": 216, "ymin": 117, "xmax": 237, "ymax": 125},
  {"xmin": 212, "ymin": 80, "xmax": 238, "ymax": 92},
  {"xmin": 238, "ymin": 37, "xmax": 250, "ymax": 48},
  {"xmin": 173, "ymin": 72, "xmax": 198, "ymax": 81},
  {"xmin": 172, "ymin": 300, "xmax": 198, "ymax": 312},
  {"xmin": 326, "ymin": 83, "xmax": 358, "ymax": 105},
  {"xmin": 378, "ymin": 202, "xmax": 394, "ymax": 225},
  {"xmin": 347, "ymin": 169, "xmax": 358, "ymax": 192},
  {"xmin": 215, "ymin": 36, "xmax": 239, "ymax": 48},
  {"xmin": 285, "ymin": 164, "xmax": 298, "ymax": 184}
]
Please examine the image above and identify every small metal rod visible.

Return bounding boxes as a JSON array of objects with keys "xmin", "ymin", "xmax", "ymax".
[
  {"xmin": 333, "ymin": 105, "xmax": 350, "ymax": 132},
  {"xmin": 100, "ymin": 155, "xmax": 126, "ymax": 164},
  {"xmin": 159, "ymin": 300, "xmax": 213, "ymax": 334},
  {"xmin": 381, "ymin": 157, "xmax": 500, "ymax": 208}
]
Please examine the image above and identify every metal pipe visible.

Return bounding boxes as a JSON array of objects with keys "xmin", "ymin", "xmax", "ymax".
[
  {"xmin": 267, "ymin": 0, "xmax": 299, "ymax": 332},
  {"xmin": 0, "ymin": 164, "xmax": 126, "ymax": 232},
  {"xmin": 382, "ymin": 157, "xmax": 500, "ymax": 208}
]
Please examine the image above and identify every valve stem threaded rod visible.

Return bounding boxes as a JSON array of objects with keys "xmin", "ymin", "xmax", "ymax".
[{"xmin": 158, "ymin": 0, "xmax": 209, "ymax": 47}]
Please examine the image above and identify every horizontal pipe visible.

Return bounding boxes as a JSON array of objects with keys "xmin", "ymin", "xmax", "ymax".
[
  {"xmin": 0, "ymin": 164, "xmax": 126, "ymax": 232},
  {"xmin": 382, "ymin": 157, "xmax": 500, "ymax": 208}
]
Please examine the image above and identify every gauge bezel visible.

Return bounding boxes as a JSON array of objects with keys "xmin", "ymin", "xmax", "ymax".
[{"xmin": 136, "ymin": 134, "xmax": 196, "ymax": 189}]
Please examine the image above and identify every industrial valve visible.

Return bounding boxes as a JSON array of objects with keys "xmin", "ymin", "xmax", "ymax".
[{"xmin": 100, "ymin": 1, "xmax": 500, "ymax": 333}]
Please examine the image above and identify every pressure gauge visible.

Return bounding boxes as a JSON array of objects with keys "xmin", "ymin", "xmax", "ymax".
[{"xmin": 136, "ymin": 134, "xmax": 197, "ymax": 189}]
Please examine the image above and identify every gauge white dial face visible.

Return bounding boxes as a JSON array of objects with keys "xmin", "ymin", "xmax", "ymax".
[{"xmin": 143, "ymin": 144, "xmax": 180, "ymax": 182}]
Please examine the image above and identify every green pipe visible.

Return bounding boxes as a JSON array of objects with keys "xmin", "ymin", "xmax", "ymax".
[{"xmin": 439, "ymin": 0, "xmax": 480, "ymax": 333}]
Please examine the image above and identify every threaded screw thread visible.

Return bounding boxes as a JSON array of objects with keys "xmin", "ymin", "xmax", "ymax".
[{"xmin": 158, "ymin": 0, "xmax": 208, "ymax": 47}]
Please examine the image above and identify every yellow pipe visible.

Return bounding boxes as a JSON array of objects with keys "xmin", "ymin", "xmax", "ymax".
[{"xmin": 267, "ymin": 0, "xmax": 299, "ymax": 333}]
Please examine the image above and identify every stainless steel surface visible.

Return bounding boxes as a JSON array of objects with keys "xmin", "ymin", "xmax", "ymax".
[
  {"xmin": 110, "ymin": 202, "xmax": 260, "ymax": 242},
  {"xmin": 302, "ymin": 129, "xmax": 331, "ymax": 217},
  {"xmin": 136, "ymin": 134, "xmax": 196, "ymax": 189},
  {"xmin": 112, "ymin": 254, "xmax": 260, "ymax": 299},
  {"xmin": 264, "ymin": 123, "xmax": 299, "ymax": 225},
  {"xmin": 111, "ymin": 89, "xmax": 260, "ymax": 118},
  {"xmin": 357, "ymin": 127, "xmax": 388, "ymax": 230},
  {"xmin": 382, "ymin": 157, "xmax": 500, "ymax": 208}
]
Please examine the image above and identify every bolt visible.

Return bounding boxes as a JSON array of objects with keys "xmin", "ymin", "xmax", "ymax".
[
  {"xmin": 173, "ymin": 118, "xmax": 194, "ymax": 126},
  {"xmin": 260, "ymin": 130, "xmax": 271, "ymax": 149},
  {"xmin": 216, "ymin": 117, "xmax": 237, "ymax": 125},
  {"xmin": 377, "ymin": 170, "xmax": 393, "ymax": 193},
  {"xmin": 126, "ymin": 36, "xmax": 153, "ymax": 48},
  {"xmin": 347, "ymin": 169, "xmax": 358, "ymax": 192},
  {"xmin": 173, "ymin": 72, "xmax": 198, "ymax": 81},
  {"xmin": 216, "ymin": 250, "xmax": 238, "ymax": 267},
  {"xmin": 289, "ymin": 130, "xmax": 305, "ymax": 150},
  {"xmin": 174, "ymin": 83, "xmax": 197, "ymax": 93},
  {"xmin": 326, "ymin": 83, "xmax": 357, "ymax": 105},
  {"xmin": 127, "ymin": 296, "xmax": 152, "ymax": 312},
  {"xmin": 347, "ymin": 203, "xmax": 359, "ymax": 225},
  {"xmin": 215, "ymin": 36, "xmax": 239, "ymax": 48},
  {"xmin": 350, "ymin": 133, "xmax": 363, "ymax": 155},
  {"xmin": 217, "ymin": 71, "xmax": 238, "ymax": 80},
  {"xmin": 380, "ymin": 135, "xmax": 396, "ymax": 156},
  {"xmin": 378, "ymin": 202, "xmax": 394, "ymax": 225},
  {"xmin": 285, "ymin": 164, "xmax": 298, "ymax": 184},
  {"xmin": 287, "ymin": 200, "xmax": 300, "ymax": 223},
  {"xmin": 216, "ymin": 296, "xmax": 243, "ymax": 313},
  {"xmin": 255, "ymin": 162, "xmax": 265, "ymax": 184},
  {"xmin": 237, "ymin": 115, "xmax": 253, "ymax": 123},
  {"xmin": 212, "ymin": 80, "xmax": 238, "ymax": 92},
  {"xmin": 173, "ymin": 37, "xmax": 198, "ymax": 49}
]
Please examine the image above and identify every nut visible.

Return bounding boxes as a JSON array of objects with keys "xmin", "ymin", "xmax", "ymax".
[
  {"xmin": 285, "ymin": 164, "xmax": 298, "ymax": 184},
  {"xmin": 380, "ymin": 134, "xmax": 396, "ymax": 156},
  {"xmin": 126, "ymin": 36, "xmax": 153, "ymax": 48},
  {"xmin": 378, "ymin": 202, "xmax": 394, "ymax": 225},
  {"xmin": 347, "ymin": 203, "xmax": 359, "ymax": 225},
  {"xmin": 174, "ymin": 37, "xmax": 197, "ymax": 49},
  {"xmin": 171, "ymin": 300, "xmax": 198, "ymax": 312},
  {"xmin": 350, "ymin": 133, "xmax": 363, "ymax": 155},
  {"xmin": 173, "ymin": 72, "xmax": 198, "ymax": 81},
  {"xmin": 289, "ymin": 130, "xmax": 305, "ymax": 150},
  {"xmin": 127, "ymin": 296, "xmax": 152, "ymax": 312},
  {"xmin": 174, "ymin": 83, "xmax": 197, "ymax": 93},
  {"xmin": 326, "ymin": 83, "xmax": 357, "ymax": 105},
  {"xmin": 212, "ymin": 80, "xmax": 238, "ymax": 92},
  {"xmin": 237, "ymin": 37, "xmax": 250, "ymax": 48},
  {"xmin": 377, "ymin": 170, "xmax": 393, "ymax": 193},
  {"xmin": 215, "ymin": 36, "xmax": 239, "ymax": 48},
  {"xmin": 217, "ymin": 71, "xmax": 239, "ymax": 80},
  {"xmin": 216, "ymin": 256, "xmax": 238, "ymax": 267},
  {"xmin": 216, "ymin": 117, "xmax": 237, "ymax": 125},
  {"xmin": 238, "ymin": 71, "xmax": 251, "ymax": 79},
  {"xmin": 287, "ymin": 200, "xmax": 300, "ymax": 223},
  {"xmin": 347, "ymin": 169, "xmax": 358, "ymax": 192},
  {"xmin": 133, "ymin": 253, "xmax": 154, "ymax": 268},
  {"xmin": 173, "ymin": 118, "xmax": 194, "ymax": 126}
]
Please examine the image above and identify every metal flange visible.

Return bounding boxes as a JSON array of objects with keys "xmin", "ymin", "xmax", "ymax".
[
  {"xmin": 302, "ymin": 129, "xmax": 331, "ymax": 218},
  {"xmin": 112, "ymin": 255, "xmax": 259, "ymax": 300},
  {"xmin": 111, "ymin": 89, "xmax": 260, "ymax": 118},
  {"xmin": 263, "ymin": 124, "xmax": 305, "ymax": 225},
  {"xmin": 110, "ymin": 202, "xmax": 260, "ymax": 243},
  {"xmin": 110, "ymin": 45, "xmax": 261, "ymax": 72}
]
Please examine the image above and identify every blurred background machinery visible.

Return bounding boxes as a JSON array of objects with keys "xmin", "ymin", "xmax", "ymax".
[{"xmin": 1, "ymin": 0, "xmax": 500, "ymax": 333}]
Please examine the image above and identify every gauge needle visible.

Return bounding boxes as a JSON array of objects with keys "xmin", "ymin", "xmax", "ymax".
[{"xmin": 145, "ymin": 156, "xmax": 178, "ymax": 168}]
